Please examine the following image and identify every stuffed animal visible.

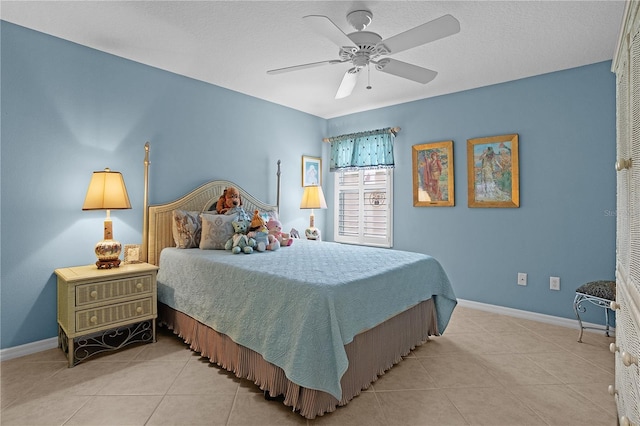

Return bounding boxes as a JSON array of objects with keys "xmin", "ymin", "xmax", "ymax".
[
  {"xmin": 247, "ymin": 210, "xmax": 281, "ymax": 251},
  {"xmin": 267, "ymin": 218, "xmax": 293, "ymax": 247},
  {"xmin": 248, "ymin": 210, "xmax": 267, "ymax": 233},
  {"xmin": 251, "ymin": 231, "xmax": 269, "ymax": 252},
  {"xmin": 216, "ymin": 186, "xmax": 242, "ymax": 215},
  {"xmin": 216, "ymin": 187, "xmax": 251, "ymax": 222},
  {"xmin": 224, "ymin": 220, "xmax": 256, "ymax": 254}
]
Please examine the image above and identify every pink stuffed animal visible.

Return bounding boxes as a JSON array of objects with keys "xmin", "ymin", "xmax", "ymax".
[{"xmin": 267, "ymin": 218, "xmax": 293, "ymax": 247}]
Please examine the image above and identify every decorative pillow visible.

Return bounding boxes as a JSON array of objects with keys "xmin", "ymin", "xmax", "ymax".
[
  {"xmin": 200, "ymin": 213, "xmax": 236, "ymax": 250},
  {"xmin": 260, "ymin": 210, "xmax": 279, "ymax": 223},
  {"xmin": 172, "ymin": 210, "xmax": 202, "ymax": 248}
]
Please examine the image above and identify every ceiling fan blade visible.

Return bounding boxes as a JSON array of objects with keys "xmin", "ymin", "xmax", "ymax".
[
  {"xmin": 304, "ymin": 15, "xmax": 358, "ymax": 49},
  {"xmin": 335, "ymin": 68, "xmax": 360, "ymax": 99},
  {"xmin": 267, "ymin": 60, "xmax": 343, "ymax": 75},
  {"xmin": 375, "ymin": 59, "xmax": 437, "ymax": 84},
  {"xmin": 378, "ymin": 14, "xmax": 460, "ymax": 55}
]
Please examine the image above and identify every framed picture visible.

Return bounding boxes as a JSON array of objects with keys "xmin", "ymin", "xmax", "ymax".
[
  {"xmin": 123, "ymin": 244, "xmax": 142, "ymax": 264},
  {"xmin": 467, "ymin": 134, "xmax": 519, "ymax": 208},
  {"xmin": 412, "ymin": 141, "xmax": 454, "ymax": 207},
  {"xmin": 302, "ymin": 156, "xmax": 321, "ymax": 187}
]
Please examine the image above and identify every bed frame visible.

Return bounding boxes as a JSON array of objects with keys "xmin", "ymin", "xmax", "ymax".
[{"xmin": 141, "ymin": 143, "xmax": 439, "ymax": 418}]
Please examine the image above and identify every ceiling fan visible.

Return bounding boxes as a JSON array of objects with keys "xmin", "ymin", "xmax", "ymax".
[{"xmin": 266, "ymin": 10, "xmax": 460, "ymax": 99}]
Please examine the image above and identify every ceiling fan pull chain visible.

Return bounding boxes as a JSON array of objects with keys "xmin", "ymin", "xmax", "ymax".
[{"xmin": 367, "ymin": 64, "xmax": 372, "ymax": 90}]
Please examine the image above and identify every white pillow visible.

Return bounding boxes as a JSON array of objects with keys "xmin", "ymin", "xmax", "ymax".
[{"xmin": 200, "ymin": 213, "xmax": 236, "ymax": 250}]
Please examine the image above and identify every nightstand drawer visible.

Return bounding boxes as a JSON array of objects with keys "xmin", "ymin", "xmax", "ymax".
[
  {"xmin": 76, "ymin": 274, "xmax": 153, "ymax": 306},
  {"xmin": 75, "ymin": 297, "xmax": 153, "ymax": 332}
]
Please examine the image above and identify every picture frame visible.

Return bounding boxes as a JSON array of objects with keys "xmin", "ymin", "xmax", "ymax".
[
  {"xmin": 302, "ymin": 156, "xmax": 322, "ymax": 187},
  {"xmin": 123, "ymin": 244, "xmax": 142, "ymax": 264},
  {"xmin": 467, "ymin": 134, "xmax": 519, "ymax": 208},
  {"xmin": 412, "ymin": 141, "xmax": 454, "ymax": 207}
]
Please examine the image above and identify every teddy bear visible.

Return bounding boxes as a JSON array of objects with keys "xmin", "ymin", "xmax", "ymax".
[
  {"xmin": 248, "ymin": 210, "xmax": 279, "ymax": 251},
  {"xmin": 267, "ymin": 218, "xmax": 293, "ymax": 247},
  {"xmin": 224, "ymin": 220, "xmax": 256, "ymax": 254}
]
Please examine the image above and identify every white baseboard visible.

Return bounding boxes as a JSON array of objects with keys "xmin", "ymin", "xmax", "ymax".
[
  {"xmin": 0, "ymin": 337, "xmax": 58, "ymax": 362},
  {"xmin": 457, "ymin": 298, "xmax": 615, "ymax": 333},
  {"xmin": 0, "ymin": 300, "xmax": 613, "ymax": 362}
]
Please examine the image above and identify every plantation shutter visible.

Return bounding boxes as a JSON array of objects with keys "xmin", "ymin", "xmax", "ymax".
[{"xmin": 335, "ymin": 169, "xmax": 393, "ymax": 248}]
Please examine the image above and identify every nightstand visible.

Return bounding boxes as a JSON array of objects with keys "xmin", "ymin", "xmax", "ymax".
[{"xmin": 55, "ymin": 262, "xmax": 159, "ymax": 367}]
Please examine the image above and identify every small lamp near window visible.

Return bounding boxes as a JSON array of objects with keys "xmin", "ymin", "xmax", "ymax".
[
  {"xmin": 82, "ymin": 168, "xmax": 131, "ymax": 269},
  {"xmin": 300, "ymin": 185, "xmax": 327, "ymax": 240}
]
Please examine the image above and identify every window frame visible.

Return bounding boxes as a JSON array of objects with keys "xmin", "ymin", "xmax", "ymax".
[{"xmin": 333, "ymin": 168, "xmax": 393, "ymax": 248}]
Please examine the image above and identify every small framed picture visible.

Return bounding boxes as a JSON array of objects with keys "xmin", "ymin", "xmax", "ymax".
[
  {"xmin": 124, "ymin": 244, "xmax": 142, "ymax": 264},
  {"xmin": 412, "ymin": 140, "xmax": 455, "ymax": 207},
  {"xmin": 467, "ymin": 134, "xmax": 519, "ymax": 208},
  {"xmin": 302, "ymin": 156, "xmax": 322, "ymax": 187}
]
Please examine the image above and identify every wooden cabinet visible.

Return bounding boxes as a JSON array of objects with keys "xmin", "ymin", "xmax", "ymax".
[
  {"xmin": 55, "ymin": 262, "xmax": 158, "ymax": 367},
  {"xmin": 612, "ymin": 2, "xmax": 640, "ymax": 424}
]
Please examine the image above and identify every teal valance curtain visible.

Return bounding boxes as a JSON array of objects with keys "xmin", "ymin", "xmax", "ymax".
[{"xmin": 328, "ymin": 128, "xmax": 395, "ymax": 172}]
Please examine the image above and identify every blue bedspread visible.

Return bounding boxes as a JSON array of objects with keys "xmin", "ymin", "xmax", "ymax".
[{"xmin": 157, "ymin": 239, "xmax": 456, "ymax": 399}]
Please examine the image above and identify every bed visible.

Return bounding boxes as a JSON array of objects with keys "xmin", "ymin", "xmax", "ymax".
[{"xmin": 142, "ymin": 145, "xmax": 457, "ymax": 418}]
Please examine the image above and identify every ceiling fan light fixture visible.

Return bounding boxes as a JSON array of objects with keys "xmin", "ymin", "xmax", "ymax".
[{"xmin": 347, "ymin": 10, "xmax": 373, "ymax": 31}]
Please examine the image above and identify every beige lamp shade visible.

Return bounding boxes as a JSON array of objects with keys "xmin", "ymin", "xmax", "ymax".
[
  {"xmin": 82, "ymin": 168, "xmax": 131, "ymax": 210},
  {"xmin": 299, "ymin": 185, "xmax": 327, "ymax": 210}
]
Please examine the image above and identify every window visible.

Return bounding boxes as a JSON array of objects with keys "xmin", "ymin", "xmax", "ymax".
[{"xmin": 334, "ymin": 168, "xmax": 393, "ymax": 248}]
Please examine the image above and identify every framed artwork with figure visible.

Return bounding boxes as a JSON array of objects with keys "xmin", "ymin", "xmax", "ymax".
[
  {"xmin": 467, "ymin": 134, "xmax": 519, "ymax": 208},
  {"xmin": 302, "ymin": 156, "xmax": 321, "ymax": 187},
  {"xmin": 412, "ymin": 141, "xmax": 454, "ymax": 207}
]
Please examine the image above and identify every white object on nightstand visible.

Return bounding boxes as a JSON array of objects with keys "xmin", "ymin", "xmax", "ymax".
[{"xmin": 55, "ymin": 262, "xmax": 158, "ymax": 367}]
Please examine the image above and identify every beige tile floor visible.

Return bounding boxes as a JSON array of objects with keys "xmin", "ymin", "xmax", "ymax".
[{"xmin": 0, "ymin": 306, "xmax": 617, "ymax": 425}]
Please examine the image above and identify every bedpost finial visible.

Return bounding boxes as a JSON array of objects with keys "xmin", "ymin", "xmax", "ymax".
[{"xmin": 144, "ymin": 142, "xmax": 150, "ymax": 165}]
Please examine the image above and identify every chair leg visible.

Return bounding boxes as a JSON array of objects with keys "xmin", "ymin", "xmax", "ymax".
[{"xmin": 573, "ymin": 294, "xmax": 584, "ymax": 343}]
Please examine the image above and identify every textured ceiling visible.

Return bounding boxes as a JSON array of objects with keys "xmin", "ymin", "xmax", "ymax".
[{"xmin": 0, "ymin": 1, "xmax": 626, "ymax": 119}]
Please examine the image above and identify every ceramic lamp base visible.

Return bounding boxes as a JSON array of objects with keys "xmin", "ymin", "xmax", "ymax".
[
  {"xmin": 305, "ymin": 227, "xmax": 321, "ymax": 241},
  {"xmin": 95, "ymin": 239, "xmax": 122, "ymax": 269}
]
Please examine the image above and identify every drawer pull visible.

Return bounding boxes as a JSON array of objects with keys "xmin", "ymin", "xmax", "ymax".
[
  {"xmin": 608, "ymin": 384, "xmax": 617, "ymax": 396},
  {"xmin": 90, "ymin": 316, "xmax": 98, "ymax": 323},
  {"xmin": 136, "ymin": 282, "xmax": 143, "ymax": 290},
  {"xmin": 610, "ymin": 343, "xmax": 619, "ymax": 353},
  {"xmin": 610, "ymin": 301, "xmax": 620, "ymax": 310},
  {"xmin": 136, "ymin": 307, "xmax": 143, "ymax": 314},
  {"xmin": 621, "ymin": 351, "xmax": 639, "ymax": 367},
  {"xmin": 90, "ymin": 290, "xmax": 98, "ymax": 298}
]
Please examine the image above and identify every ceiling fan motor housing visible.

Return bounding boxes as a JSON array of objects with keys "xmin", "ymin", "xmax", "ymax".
[{"xmin": 340, "ymin": 31, "xmax": 383, "ymax": 67}]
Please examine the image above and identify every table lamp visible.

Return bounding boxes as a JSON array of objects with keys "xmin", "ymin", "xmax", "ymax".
[
  {"xmin": 82, "ymin": 168, "xmax": 131, "ymax": 269},
  {"xmin": 300, "ymin": 185, "xmax": 327, "ymax": 240}
]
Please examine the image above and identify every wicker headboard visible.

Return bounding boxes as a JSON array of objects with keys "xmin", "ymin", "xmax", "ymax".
[{"xmin": 141, "ymin": 144, "xmax": 280, "ymax": 266}]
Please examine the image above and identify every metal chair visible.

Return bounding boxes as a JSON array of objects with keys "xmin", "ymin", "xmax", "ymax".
[{"xmin": 573, "ymin": 280, "xmax": 616, "ymax": 343}]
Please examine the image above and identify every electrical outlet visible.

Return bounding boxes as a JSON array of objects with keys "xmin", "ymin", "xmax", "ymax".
[
  {"xmin": 517, "ymin": 273, "xmax": 527, "ymax": 286},
  {"xmin": 550, "ymin": 276, "xmax": 560, "ymax": 291}
]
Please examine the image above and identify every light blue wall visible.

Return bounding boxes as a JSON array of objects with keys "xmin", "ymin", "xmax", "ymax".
[
  {"xmin": 1, "ymin": 21, "xmax": 616, "ymax": 350},
  {"xmin": 1, "ymin": 21, "xmax": 324, "ymax": 349},
  {"xmin": 326, "ymin": 60, "xmax": 617, "ymax": 322}
]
